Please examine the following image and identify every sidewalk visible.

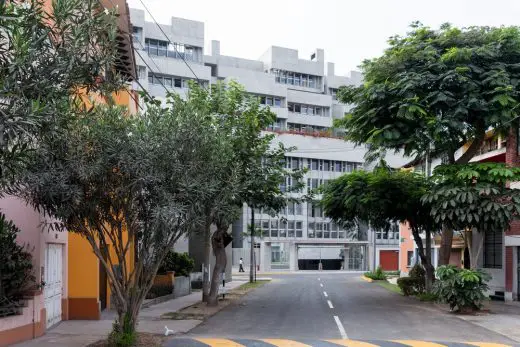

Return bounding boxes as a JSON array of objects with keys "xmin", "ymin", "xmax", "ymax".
[
  {"xmin": 453, "ymin": 300, "xmax": 520, "ymax": 343},
  {"xmin": 14, "ymin": 281, "xmax": 245, "ymax": 347}
]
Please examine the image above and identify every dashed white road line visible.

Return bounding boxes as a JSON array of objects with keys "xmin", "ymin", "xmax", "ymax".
[
  {"xmin": 318, "ymin": 278, "xmax": 320, "ymax": 281},
  {"xmin": 323, "ymin": 291, "xmax": 328, "ymax": 297},
  {"xmin": 320, "ymin": 283, "xmax": 323, "ymax": 287},
  {"xmin": 333, "ymin": 315, "xmax": 348, "ymax": 339},
  {"xmin": 327, "ymin": 300, "xmax": 334, "ymax": 309}
]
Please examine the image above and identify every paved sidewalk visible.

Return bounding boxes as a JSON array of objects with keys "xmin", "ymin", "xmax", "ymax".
[{"xmin": 14, "ymin": 281, "xmax": 245, "ymax": 347}]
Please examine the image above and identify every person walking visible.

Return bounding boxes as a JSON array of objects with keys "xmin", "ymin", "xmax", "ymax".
[{"xmin": 239, "ymin": 257, "xmax": 245, "ymax": 272}]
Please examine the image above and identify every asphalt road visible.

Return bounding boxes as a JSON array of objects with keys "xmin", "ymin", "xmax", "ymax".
[{"xmin": 186, "ymin": 273, "xmax": 516, "ymax": 342}]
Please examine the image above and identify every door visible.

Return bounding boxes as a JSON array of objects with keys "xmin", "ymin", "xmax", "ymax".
[
  {"xmin": 44, "ymin": 244, "xmax": 63, "ymax": 328},
  {"xmin": 379, "ymin": 250, "xmax": 399, "ymax": 271}
]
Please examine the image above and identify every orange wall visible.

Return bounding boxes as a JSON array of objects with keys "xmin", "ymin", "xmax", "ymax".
[
  {"xmin": 399, "ymin": 222, "xmax": 415, "ymax": 274},
  {"xmin": 68, "ymin": 233, "xmax": 98, "ymax": 298}
]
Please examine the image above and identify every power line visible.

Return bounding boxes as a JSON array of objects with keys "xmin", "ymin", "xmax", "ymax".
[
  {"xmin": 133, "ymin": 48, "xmax": 171, "ymax": 94},
  {"xmin": 136, "ymin": 0, "xmax": 208, "ymax": 92}
]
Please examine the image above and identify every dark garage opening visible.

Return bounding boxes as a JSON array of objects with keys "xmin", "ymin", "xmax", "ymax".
[{"xmin": 298, "ymin": 259, "xmax": 342, "ymax": 270}]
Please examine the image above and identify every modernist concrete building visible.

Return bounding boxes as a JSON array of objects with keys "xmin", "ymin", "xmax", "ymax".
[{"xmin": 129, "ymin": 9, "xmax": 408, "ymax": 272}]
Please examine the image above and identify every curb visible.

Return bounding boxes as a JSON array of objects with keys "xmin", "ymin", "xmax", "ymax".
[{"xmin": 361, "ymin": 275, "xmax": 374, "ymax": 283}]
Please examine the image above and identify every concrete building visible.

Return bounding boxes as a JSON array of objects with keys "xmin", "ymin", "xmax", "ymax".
[{"xmin": 128, "ymin": 9, "xmax": 408, "ymax": 272}]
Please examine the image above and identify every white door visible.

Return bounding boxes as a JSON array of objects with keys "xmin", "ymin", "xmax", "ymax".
[{"xmin": 44, "ymin": 244, "xmax": 63, "ymax": 328}]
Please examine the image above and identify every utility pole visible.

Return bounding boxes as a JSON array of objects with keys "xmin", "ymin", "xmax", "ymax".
[
  {"xmin": 250, "ymin": 207, "xmax": 255, "ymax": 283},
  {"xmin": 373, "ymin": 227, "xmax": 377, "ymax": 271}
]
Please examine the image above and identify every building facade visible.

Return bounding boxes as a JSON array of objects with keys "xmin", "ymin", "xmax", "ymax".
[{"xmin": 128, "ymin": 9, "xmax": 408, "ymax": 272}]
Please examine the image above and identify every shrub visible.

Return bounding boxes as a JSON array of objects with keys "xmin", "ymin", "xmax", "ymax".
[
  {"xmin": 108, "ymin": 314, "xmax": 137, "ymax": 347},
  {"xmin": 434, "ymin": 265, "xmax": 490, "ymax": 312},
  {"xmin": 409, "ymin": 264, "xmax": 426, "ymax": 293},
  {"xmin": 0, "ymin": 213, "xmax": 35, "ymax": 301},
  {"xmin": 417, "ymin": 292, "xmax": 438, "ymax": 302},
  {"xmin": 158, "ymin": 251, "xmax": 194, "ymax": 277},
  {"xmin": 384, "ymin": 270, "xmax": 401, "ymax": 276},
  {"xmin": 397, "ymin": 277, "xmax": 420, "ymax": 296},
  {"xmin": 364, "ymin": 266, "xmax": 387, "ymax": 280},
  {"xmin": 145, "ymin": 284, "xmax": 173, "ymax": 299}
]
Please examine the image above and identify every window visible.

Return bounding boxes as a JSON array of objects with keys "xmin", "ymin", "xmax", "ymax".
[
  {"xmin": 295, "ymin": 203, "xmax": 303, "ymax": 215},
  {"xmin": 316, "ymin": 222, "xmax": 323, "ymax": 238},
  {"xmin": 301, "ymin": 105, "xmax": 307, "ymax": 114},
  {"xmin": 311, "ymin": 159, "xmax": 318, "ymax": 170},
  {"xmin": 294, "ymin": 104, "xmax": 301, "ymax": 113},
  {"xmin": 323, "ymin": 160, "xmax": 330, "ymax": 171},
  {"xmin": 132, "ymin": 26, "xmax": 142, "ymax": 42},
  {"xmin": 158, "ymin": 40, "xmax": 167, "ymax": 56},
  {"xmin": 279, "ymin": 221, "xmax": 287, "ymax": 237},
  {"xmin": 308, "ymin": 76, "xmax": 315, "ymax": 88},
  {"xmin": 288, "ymin": 202, "xmax": 295, "ymax": 215},
  {"xmin": 164, "ymin": 77, "xmax": 172, "ymax": 87},
  {"xmin": 154, "ymin": 75, "xmax": 163, "ymax": 85},
  {"xmin": 291, "ymin": 157, "xmax": 299, "ymax": 169},
  {"xmin": 274, "ymin": 98, "xmax": 281, "ymax": 107},
  {"xmin": 294, "ymin": 73, "xmax": 300, "ymax": 86},
  {"xmin": 266, "ymin": 97, "xmax": 273, "ymax": 106},
  {"xmin": 137, "ymin": 66, "xmax": 146, "ymax": 80},
  {"xmin": 287, "ymin": 72, "xmax": 294, "ymax": 85},
  {"xmin": 281, "ymin": 71, "xmax": 287, "ymax": 84},
  {"xmin": 484, "ymin": 232, "xmax": 502, "ymax": 268},
  {"xmin": 330, "ymin": 88, "xmax": 338, "ymax": 100},
  {"xmin": 407, "ymin": 251, "xmax": 414, "ymax": 267},
  {"xmin": 335, "ymin": 161, "xmax": 342, "ymax": 172},
  {"xmin": 308, "ymin": 222, "xmax": 315, "ymax": 238},
  {"xmin": 148, "ymin": 73, "xmax": 154, "ymax": 84},
  {"xmin": 288, "ymin": 103, "xmax": 294, "ymax": 112},
  {"xmin": 296, "ymin": 221, "xmax": 303, "ymax": 237},
  {"xmin": 174, "ymin": 78, "xmax": 182, "ymax": 88}
]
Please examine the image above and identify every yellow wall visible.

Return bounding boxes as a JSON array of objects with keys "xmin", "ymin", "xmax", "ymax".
[{"xmin": 68, "ymin": 233, "xmax": 98, "ymax": 298}]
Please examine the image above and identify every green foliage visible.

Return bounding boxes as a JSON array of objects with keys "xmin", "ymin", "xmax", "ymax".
[
  {"xmin": 108, "ymin": 313, "xmax": 137, "ymax": 347},
  {"xmin": 364, "ymin": 266, "xmax": 387, "ymax": 280},
  {"xmin": 158, "ymin": 251, "xmax": 194, "ymax": 277},
  {"xmin": 397, "ymin": 265, "xmax": 426, "ymax": 296},
  {"xmin": 145, "ymin": 284, "xmax": 173, "ymax": 299},
  {"xmin": 0, "ymin": 0, "xmax": 125, "ymax": 189},
  {"xmin": 417, "ymin": 292, "xmax": 439, "ymax": 302},
  {"xmin": 337, "ymin": 23, "xmax": 520, "ymax": 164},
  {"xmin": 0, "ymin": 213, "xmax": 35, "ymax": 301},
  {"xmin": 434, "ymin": 265, "xmax": 490, "ymax": 311},
  {"xmin": 423, "ymin": 163, "xmax": 520, "ymax": 233},
  {"xmin": 384, "ymin": 270, "xmax": 401, "ymax": 276}
]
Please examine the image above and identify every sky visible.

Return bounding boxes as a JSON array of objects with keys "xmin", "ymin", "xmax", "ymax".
[{"xmin": 127, "ymin": 0, "xmax": 520, "ymax": 76}]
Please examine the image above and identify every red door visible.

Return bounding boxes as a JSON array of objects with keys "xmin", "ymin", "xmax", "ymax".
[{"xmin": 379, "ymin": 250, "xmax": 399, "ymax": 271}]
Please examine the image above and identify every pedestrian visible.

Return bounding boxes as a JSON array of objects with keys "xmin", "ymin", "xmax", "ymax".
[{"xmin": 239, "ymin": 257, "xmax": 245, "ymax": 272}]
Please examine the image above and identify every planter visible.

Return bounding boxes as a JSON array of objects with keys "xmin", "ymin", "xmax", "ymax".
[
  {"xmin": 153, "ymin": 271, "xmax": 175, "ymax": 288},
  {"xmin": 174, "ymin": 276, "xmax": 192, "ymax": 298}
]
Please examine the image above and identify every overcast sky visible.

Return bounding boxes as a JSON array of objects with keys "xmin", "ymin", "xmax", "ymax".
[{"xmin": 127, "ymin": 0, "xmax": 520, "ymax": 76}]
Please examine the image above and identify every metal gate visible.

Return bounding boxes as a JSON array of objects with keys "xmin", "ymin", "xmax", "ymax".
[{"xmin": 44, "ymin": 244, "xmax": 63, "ymax": 328}]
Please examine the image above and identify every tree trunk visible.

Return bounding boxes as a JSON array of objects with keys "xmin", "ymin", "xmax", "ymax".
[
  {"xmin": 250, "ymin": 208, "xmax": 255, "ymax": 283},
  {"xmin": 202, "ymin": 217, "xmax": 212, "ymax": 303},
  {"xmin": 438, "ymin": 224, "xmax": 453, "ymax": 266},
  {"xmin": 410, "ymin": 226, "xmax": 434, "ymax": 293},
  {"xmin": 424, "ymin": 229, "xmax": 434, "ymax": 293},
  {"xmin": 207, "ymin": 227, "xmax": 228, "ymax": 306}
]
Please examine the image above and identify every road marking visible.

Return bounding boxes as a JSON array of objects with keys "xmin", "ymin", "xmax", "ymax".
[
  {"xmin": 394, "ymin": 341, "xmax": 449, "ymax": 347},
  {"xmin": 262, "ymin": 339, "xmax": 312, "ymax": 347},
  {"xmin": 326, "ymin": 340, "xmax": 378, "ymax": 347},
  {"xmin": 333, "ymin": 315, "xmax": 348, "ymax": 339},
  {"xmin": 320, "ymin": 283, "xmax": 324, "ymax": 287},
  {"xmin": 318, "ymin": 277, "xmax": 320, "ymax": 281},
  {"xmin": 327, "ymin": 300, "xmax": 334, "ymax": 308},
  {"xmin": 195, "ymin": 338, "xmax": 246, "ymax": 346},
  {"xmin": 323, "ymin": 291, "xmax": 328, "ymax": 297}
]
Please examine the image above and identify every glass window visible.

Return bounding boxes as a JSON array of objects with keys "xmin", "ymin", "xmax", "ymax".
[
  {"xmin": 309, "ymin": 76, "xmax": 315, "ymax": 88},
  {"xmin": 271, "ymin": 228, "xmax": 278, "ymax": 237},
  {"xmin": 288, "ymin": 221, "xmax": 295, "ymax": 230},
  {"xmin": 262, "ymin": 220, "xmax": 269, "ymax": 230},
  {"xmin": 164, "ymin": 77, "xmax": 172, "ymax": 87},
  {"xmin": 260, "ymin": 96, "xmax": 266, "ymax": 105},
  {"xmin": 288, "ymin": 227, "xmax": 295, "ymax": 238},
  {"xmin": 484, "ymin": 232, "xmax": 502, "ymax": 268},
  {"xmin": 132, "ymin": 26, "xmax": 142, "ymax": 42},
  {"xmin": 302, "ymin": 75, "xmax": 308, "ymax": 87},
  {"xmin": 301, "ymin": 105, "xmax": 307, "ymax": 114},
  {"xmin": 291, "ymin": 158, "xmax": 299, "ymax": 169},
  {"xmin": 331, "ymin": 231, "xmax": 338, "ymax": 238},
  {"xmin": 316, "ymin": 107, "xmax": 322, "ymax": 116},
  {"xmin": 287, "ymin": 72, "xmax": 294, "ymax": 85},
  {"xmin": 154, "ymin": 75, "xmax": 163, "ymax": 85},
  {"xmin": 281, "ymin": 71, "xmax": 287, "ymax": 84},
  {"xmin": 335, "ymin": 161, "xmax": 342, "ymax": 172},
  {"xmin": 274, "ymin": 69, "xmax": 280, "ymax": 83},
  {"xmin": 288, "ymin": 103, "xmax": 294, "ymax": 112},
  {"xmin": 323, "ymin": 160, "xmax": 330, "ymax": 171},
  {"xmin": 288, "ymin": 202, "xmax": 295, "ymax": 215},
  {"xmin": 279, "ymin": 221, "xmax": 287, "ymax": 237},
  {"xmin": 407, "ymin": 251, "xmax": 414, "ymax": 267},
  {"xmin": 294, "ymin": 104, "xmax": 301, "ymax": 113},
  {"xmin": 295, "ymin": 203, "xmax": 303, "ymax": 215},
  {"xmin": 271, "ymin": 220, "xmax": 278, "ymax": 229},
  {"xmin": 338, "ymin": 231, "xmax": 345, "ymax": 238},
  {"xmin": 274, "ymin": 98, "xmax": 281, "ymax": 107},
  {"xmin": 266, "ymin": 97, "xmax": 273, "ymax": 106},
  {"xmin": 308, "ymin": 106, "xmax": 315, "ymax": 115},
  {"xmin": 148, "ymin": 73, "xmax": 154, "ymax": 84},
  {"xmin": 174, "ymin": 78, "xmax": 182, "ymax": 88},
  {"xmin": 158, "ymin": 40, "xmax": 167, "ymax": 56},
  {"xmin": 312, "ymin": 159, "xmax": 318, "ymax": 170},
  {"xmin": 308, "ymin": 222, "xmax": 315, "ymax": 238}
]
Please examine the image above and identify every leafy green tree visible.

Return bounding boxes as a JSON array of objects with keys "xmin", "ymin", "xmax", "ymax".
[
  {"xmin": 16, "ymin": 96, "xmax": 220, "ymax": 341},
  {"xmin": 336, "ymin": 23, "xmax": 520, "ymax": 264},
  {"xmin": 321, "ymin": 167, "xmax": 439, "ymax": 291},
  {"xmin": 0, "ymin": 0, "xmax": 125, "ymax": 189},
  {"xmin": 423, "ymin": 163, "xmax": 520, "ymax": 268}
]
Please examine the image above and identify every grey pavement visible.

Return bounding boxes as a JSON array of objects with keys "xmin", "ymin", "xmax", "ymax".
[
  {"xmin": 13, "ymin": 281, "xmax": 245, "ymax": 347},
  {"xmin": 184, "ymin": 273, "xmax": 520, "ymax": 343}
]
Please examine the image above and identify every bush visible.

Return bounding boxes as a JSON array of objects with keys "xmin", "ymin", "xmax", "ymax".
[
  {"xmin": 145, "ymin": 284, "xmax": 173, "ymax": 299},
  {"xmin": 417, "ymin": 292, "xmax": 438, "ymax": 302},
  {"xmin": 364, "ymin": 266, "xmax": 387, "ymax": 280},
  {"xmin": 384, "ymin": 270, "xmax": 401, "ymax": 276},
  {"xmin": 434, "ymin": 265, "xmax": 490, "ymax": 312},
  {"xmin": 108, "ymin": 314, "xmax": 137, "ymax": 347},
  {"xmin": 0, "ymin": 214, "xmax": 35, "ymax": 301},
  {"xmin": 397, "ymin": 265, "xmax": 426, "ymax": 296},
  {"xmin": 158, "ymin": 251, "xmax": 194, "ymax": 277}
]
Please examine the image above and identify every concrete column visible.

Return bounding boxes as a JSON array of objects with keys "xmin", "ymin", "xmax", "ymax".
[
  {"xmin": 259, "ymin": 242, "xmax": 265, "ymax": 272},
  {"xmin": 264, "ymin": 243, "xmax": 272, "ymax": 272},
  {"xmin": 506, "ymin": 246, "xmax": 514, "ymax": 301},
  {"xmin": 289, "ymin": 242, "xmax": 297, "ymax": 271}
]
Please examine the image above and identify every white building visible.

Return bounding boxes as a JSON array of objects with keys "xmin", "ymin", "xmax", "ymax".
[{"xmin": 129, "ymin": 9, "xmax": 408, "ymax": 272}]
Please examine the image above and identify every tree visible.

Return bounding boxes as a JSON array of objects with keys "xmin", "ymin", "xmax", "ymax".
[
  {"xmin": 337, "ymin": 23, "xmax": 520, "ymax": 264},
  {"xmin": 321, "ymin": 167, "xmax": 439, "ymax": 291},
  {"xmin": 0, "ymin": 0, "xmax": 125, "ymax": 190},
  {"xmin": 423, "ymin": 163, "xmax": 520, "ymax": 268},
  {"xmin": 16, "ymin": 94, "xmax": 221, "ymax": 342}
]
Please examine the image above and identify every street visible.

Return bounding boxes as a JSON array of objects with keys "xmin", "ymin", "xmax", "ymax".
[{"xmin": 183, "ymin": 273, "xmax": 516, "ymax": 342}]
